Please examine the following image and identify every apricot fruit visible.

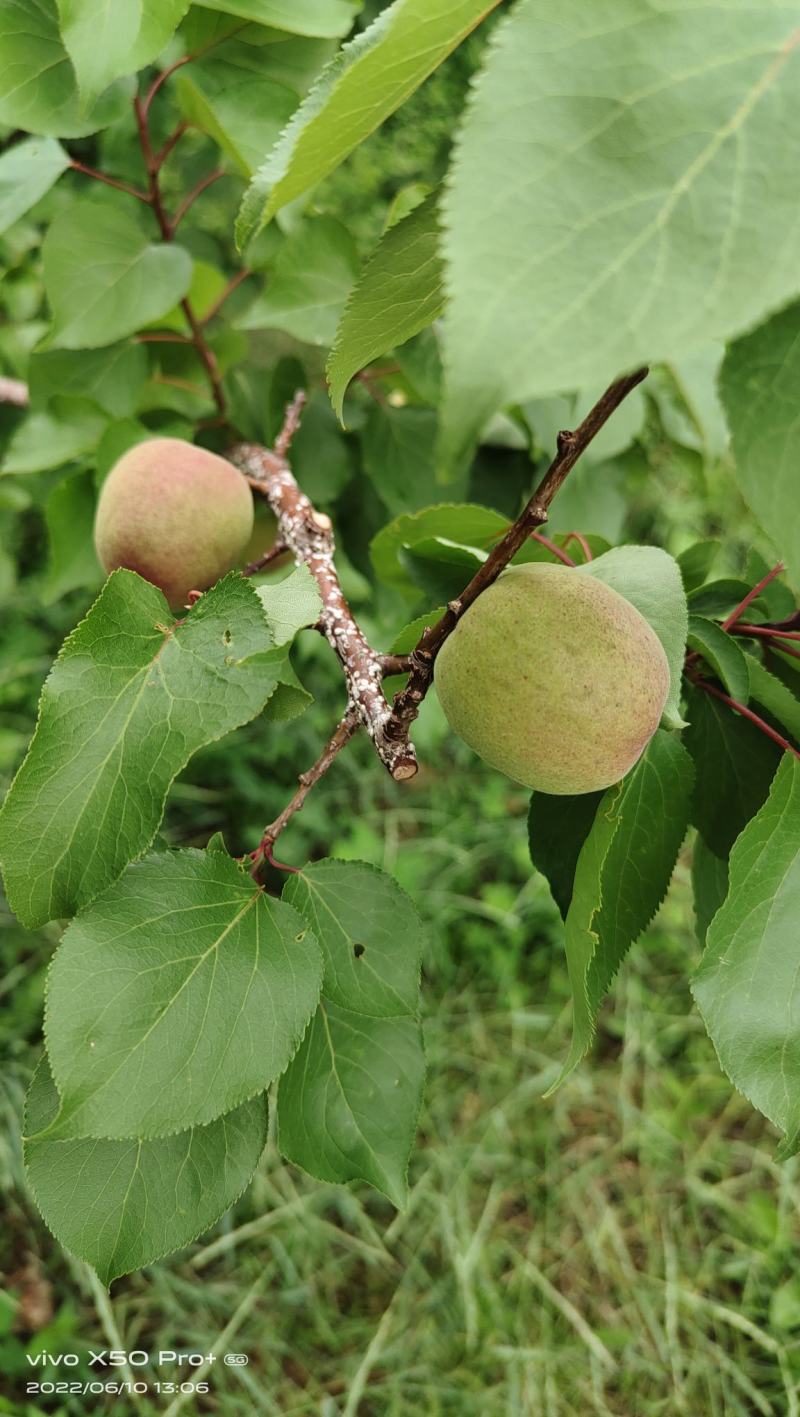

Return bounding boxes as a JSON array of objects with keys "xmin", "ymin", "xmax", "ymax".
[
  {"xmin": 434, "ymin": 562, "xmax": 669, "ymax": 794},
  {"xmin": 94, "ymin": 438, "xmax": 254, "ymax": 607}
]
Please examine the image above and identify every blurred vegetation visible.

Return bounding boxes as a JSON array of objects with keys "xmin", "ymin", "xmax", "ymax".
[{"xmin": 1, "ymin": 16, "xmax": 797, "ymax": 1417}]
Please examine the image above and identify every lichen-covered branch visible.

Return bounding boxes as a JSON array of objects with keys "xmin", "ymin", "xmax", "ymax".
[{"xmin": 231, "ymin": 397, "xmax": 418, "ymax": 782}]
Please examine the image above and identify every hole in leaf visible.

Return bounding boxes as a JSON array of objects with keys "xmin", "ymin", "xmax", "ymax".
[
  {"xmin": 223, "ymin": 629, "xmax": 232, "ymax": 644},
  {"xmin": 353, "ymin": 943, "xmax": 366, "ymax": 959},
  {"xmin": 295, "ymin": 931, "xmax": 306, "ymax": 942}
]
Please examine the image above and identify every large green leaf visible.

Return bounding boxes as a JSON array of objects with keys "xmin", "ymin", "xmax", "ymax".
[
  {"xmin": 56, "ymin": 0, "xmax": 189, "ymax": 107},
  {"xmin": 42, "ymin": 470, "xmax": 103, "ymax": 603},
  {"xmin": 177, "ymin": 46, "xmax": 298, "ymax": 177},
  {"xmin": 440, "ymin": 0, "xmax": 800, "ymax": 473},
  {"xmin": 528, "ymin": 789, "xmax": 603, "ymax": 921},
  {"xmin": 256, "ymin": 564, "xmax": 323, "ymax": 645},
  {"xmin": 693, "ymin": 755, "xmax": 800, "ymax": 1151},
  {"xmin": 24, "ymin": 1058, "xmax": 267, "ymax": 1285},
  {"xmin": 720, "ymin": 301, "xmax": 800, "ymax": 588},
  {"xmin": 328, "ymin": 193, "xmax": 444, "ymax": 420},
  {"xmin": 747, "ymin": 656, "xmax": 800, "ymax": 746},
  {"xmin": 684, "ymin": 685, "xmax": 781, "ymax": 859},
  {"xmin": 0, "ymin": 0, "xmax": 133, "ymax": 137},
  {"xmin": 236, "ymin": 0, "xmax": 502, "ymax": 244},
  {"xmin": 691, "ymin": 835, "xmax": 728, "ymax": 947},
  {"xmin": 43, "ymin": 200, "xmax": 193, "ymax": 350},
  {"xmin": 552, "ymin": 731, "xmax": 694, "ymax": 1087},
  {"xmin": 361, "ymin": 405, "xmax": 439, "ymax": 516},
  {"xmin": 278, "ymin": 860, "xmax": 425, "ymax": 1207},
  {"xmin": 0, "ymin": 136, "xmax": 69, "ymax": 234},
  {"xmin": 28, "ymin": 343, "xmax": 148, "ymax": 419},
  {"xmin": 370, "ymin": 502, "xmax": 508, "ymax": 594},
  {"xmin": 0, "ymin": 572, "xmax": 287, "ymax": 929},
  {"xmin": 1, "ymin": 400, "xmax": 107, "ymax": 475},
  {"xmin": 240, "ymin": 217, "xmax": 359, "ymax": 346},
  {"xmin": 581, "ymin": 546, "xmax": 688, "ymax": 730},
  {"xmin": 687, "ymin": 616, "xmax": 750, "ymax": 705},
  {"xmin": 40, "ymin": 850, "xmax": 323, "ymax": 1140},
  {"xmin": 194, "ymin": 0, "xmax": 358, "ymax": 37}
]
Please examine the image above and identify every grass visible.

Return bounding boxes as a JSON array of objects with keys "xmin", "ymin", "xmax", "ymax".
[{"xmin": 4, "ymin": 737, "xmax": 800, "ymax": 1417}]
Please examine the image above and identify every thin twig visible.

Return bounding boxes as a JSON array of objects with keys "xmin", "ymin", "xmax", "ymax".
[
  {"xmin": 689, "ymin": 672, "xmax": 800, "ymax": 760},
  {"xmin": 250, "ymin": 714, "xmax": 359, "ymax": 865},
  {"xmin": 383, "ymin": 367, "xmax": 649, "ymax": 751},
  {"xmin": 728, "ymin": 623, "xmax": 800, "ymax": 643},
  {"xmin": 721, "ymin": 562, "xmax": 785, "ymax": 631},
  {"xmin": 242, "ymin": 541, "xmax": 289, "ymax": 577},
  {"xmin": 135, "ymin": 331, "xmax": 193, "ymax": 345},
  {"xmin": 232, "ymin": 396, "xmax": 418, "ymax": 782},
  {"xmin": 68, "ymin": 158, "xmax": 150, "ymax": 202},
  {"xmin": 142, "ymin": 55, "xmax": 193, "ymax": 116},
  {"xmin": 562, "ymin": 530, "xmax": 594, "ymax": 562},
  {"xmin": 154, "ymin": 120, "xmax": 189, "ymax": 168},
  {"xmin": 200, "ymin": 267, "xmax": 252, "ymax": 325},
  {"xmin": 528, "ymin": 529, "xmax": 576, "ymax": 566},
  {"xmin": 171, "ymin": 167, "xmax": 224, "ymax": 231}
]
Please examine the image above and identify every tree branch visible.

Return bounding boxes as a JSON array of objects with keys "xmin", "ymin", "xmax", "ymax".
[
  {"xmin": 249, "ymin": 713, "xmax": 359, "ymax": 871},
  {"xmin": 383, "ymin": 366, "xmax": 649, "ymax": 750},
  {"xmin": 231, "ymin": 397, "xmax": 419, "ymax": 782}
]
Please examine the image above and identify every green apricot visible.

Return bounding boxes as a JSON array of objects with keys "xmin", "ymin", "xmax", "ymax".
[
  {"xmin": 94, "ymin": 438, "xmax": 254, "ymax": 608},
  {"xmin": 434, "ymin": 562, "xmax": 669, "ymax": 795}
]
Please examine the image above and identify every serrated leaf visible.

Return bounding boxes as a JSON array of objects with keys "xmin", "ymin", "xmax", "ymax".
[
  {"xmin": 0, "ymin": 0, "xmax": 133, "ymax": 137},
  {"xmin": 42, "ymin": 469, "xmax": 103, "ymax": 603},
  {"xmin": 28, "ymin": 343, "xmax": 148, "ymax": 419},
  {"xmin": 528, "ymin": 790, "xmax": 603, "ymax": 921},
  {"xmin": 236, "ymin": 0, "xmax": 502, "ymax": 244},
  {"xmin": 677, "ymin": 540, "xmax": 720, "ymax": 593},
  {"xmin": 684, "ymin": 685, "xmax": 781, "ymax": 859},
  {"xmin": 328, "ymin": 193, "xmax": 444, "ymax": 420},
  {"xmin": 0, "ymin": 136, "xmax": 69, "ymax": 233},
  {"xmin": 581, "ymin": 546, "xmax": 688, "ymax": 729},
  {"xmin": 0, "ymin": 572, "xmax": 286, "ymax": 929},
  {"xmin": 40, "ymin": 850, "xmax": 323, "ymax": 1140},
  {"xmin": 1, "ymin": 400, "xmax": 107, "ymax": 475},
  {"xmin": 747, "ymin": 657, "xmax": 800, "ymax": 745},
  {"xmin": 720, "ymin": 301, "xmax": 800, "ymax": 588},
  {"xmin": 278, "ymin": 860, "xmax": 425, "ymax": 1207},
  {"xmin": 56, "ymin": 0, "xmax": 189, "ymax": 107},
  {"xmin": 687, "ymin": 616, "xmax": 750, "ymax": 704},
  {"xmin": 256, "ymin": 564, "xmax": 322, "ymax": 645},
  {"xmin": 551, "ymin": 731, "xmax": 694, "ymax": 1087},
  {"xmin": 24, "ymin": 1057, "xmax": 267, "ymax": 1285},
  {"xmin": 194, "ymin": 0, "xmax": 357, "ymax": 38},
  {"xmin": 370, "ymin": 502, "xmax": 508, "ymax": 595},
  {"xmin": 239, "ymin": 216, "xmax": 359, "ymax": 346},
  {"xmin": 43, "ymin": 200, "xmax": 192, "ymax": 350},
  {"xmin": 692, "ymin": 755, "xmax": 800, "ymax": 1150},
  {"xmin": 440, "ymin": 0, "xmax": 800, "ymax": 474},
  {"xmin": 691, "ymin": 835, "xmax": 728, "ymax": 947}
]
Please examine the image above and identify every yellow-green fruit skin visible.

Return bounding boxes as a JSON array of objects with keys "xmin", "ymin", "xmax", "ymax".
[
  {"xmin": 94, "ymin": 438, "xmax": 254, "ymax": 608},
  {"xmin": 435, "ymin": 562, "xmax": 670, "ymax": 795}
]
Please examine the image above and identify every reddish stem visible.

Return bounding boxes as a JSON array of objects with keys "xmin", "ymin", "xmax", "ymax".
[
  {"xmin": 200, "ymin": 268, "xmax": 252, "ymax": 326},
  {"xmin": 242, "ymin": 542, "xmax": 289, "ymax": 577},
  {"xmin": 155, "ymin": 121, "xmax": 189, "ymax": 169},
  {"xmin": 136, "ymin": 332, "xmax": 194, "ymax": 345},
  {"xmin": 562, "ymin": 530, "xmax": 594, "ymax": 562},
  {"xmin": 728, "ymin": 623, "xmax": 800, "ymax": 643},
  {"xmin": 721, "ymin": 562, "xmax": 785, "ymax": 631},
  {"xmin": 69, "ymin": 159, "xmax": 150, "ymax": 203},
  {"xmin": 172, "ymin": 169, "xmax": 225, "ymax": 231},
  {"xmin": 142, "ymin": 55, "xmax": 193, "ymax": 117},
  {"xmin": 689, "ymin": 673, "xmax": 800, "ymax": 760},
  {"xmin": 528, "ymin": 530, "xmax": 576, "ymax": 566}
]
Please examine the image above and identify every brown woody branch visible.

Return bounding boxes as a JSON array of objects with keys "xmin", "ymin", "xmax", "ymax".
[
  {"xmin": 231, "ymin": 395, "xmax": 419, "ymax": 782},
  {"xmin": 249, "ymin": 713, "xmax": 359, "ymax": 872},
  {"xmin": 383, "ymin": 367, "xmax": 650, "ymax": 751}
]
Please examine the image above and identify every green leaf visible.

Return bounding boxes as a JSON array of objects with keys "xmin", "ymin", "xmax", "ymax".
[
  {"xmin": 42, "ymin": 469, "xmax": 103, "ymax": 603},
  {"xmin": 56, "ymin": 0, "xmax": 189, "ymax": 107},
  {"xmin": 552, "ymin": 731, "xmax": 694, "ymax": 1086},
  {"xmin": 528, "ymin": 790, "xmax": 603, "ymax": 921},
  {"xmin": 692, "ymin": 755, "xmax": 800, "ymax": 1150},
  {"xmin": 0, "ymin": 572, "xmax": 286, "ymax": 929},
  {"xmin": 581, "ymin": 546, "xmax": 688, "ymax": 730},
  {"xmin": 279, "ymin": 860, "xmax": 425, "ymax": 1207},
  {"xmin": 399, "ymin": 536, "xmax": 484, "ymax": 603},
  {"xmin": 194, "ymin": 0, "xmax": 358, "ymax": 37},
  {"xmin": 687, "ymin": 616, "xmax": 750, "ymax": 704},
  {"xmin": 361, "ymin": 405, "xmax": 439, "ymax": 516},
  {"xmin": 239, "ymin": 216, "xmax": 359, "ymax": 346},
  {"xmin": 177, "ymin": 48, "xmax": 297, "ymax": 177},
  {"xmin": 43, "ymin": 200, "xmax": 193, "ymax": 350},
  {"xmin": 370, "ymin": 502, "xmax": 508, "ymax": 595},
  {"xmin": 720, "ymin": 301, "xmax": 800, "ymax": 588},
  {"xmin": 28, "ymin": 343, "xmax": 148, "ymax": 418},
  {"xmin": 684, "ymin": 685, "xmax": 781, "ymax": 859},
  {"xmin": 256, "ymin": 564, "xmax": 323, "ymax": 645},
  {"xmin": 1, "ymin": 400, "xmax": 107, "ymax": 475},
  {"xmin": 328, "ymin": 192, "xmax": 444, "ymax": 420},
  {"xmin": 0, "ymin": 136, "xmax": 69, "ymax": 233},
  {"xmin": 687, "ymin": 576, "xmax": 769, "ymax": 621},
  {"xmin": 691, "ymin": 835, "xmax": 728, "ymax": 947},
  {"xmin": 389, "ymin": 608, "xmax": 444, "ymax": 655},
  {"xmin": 440, "ymin": 0, "xmax": 800, "ymax": 474},
  {"xmin": 24, "ymin": 1057, "xmax": 267, "ymax": 1285},
  {"xmin": 0, "ymin": 0, "xmax": 133, "ymax": 137},
  {"xmin": 747, "ymin": 657, "xmax": 800, "ymax": 745},
  {"xmin": 236, "ymin": 0, "xmax": 502, "ymax": 244},
  {"xmin": 677, "ymin": 540, "xmax": 721, "ymax": 594},
  {"xmin": 40, "ymin": 850, "xmax": 323, "ymax": 1140}
]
